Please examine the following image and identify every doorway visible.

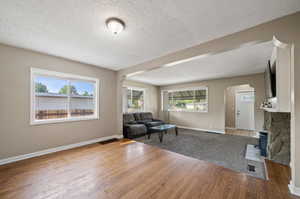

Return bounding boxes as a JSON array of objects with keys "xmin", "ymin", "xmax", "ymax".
[{"xmin": 225, "ymin": 84, "xmax": 257, "ymax": 137}]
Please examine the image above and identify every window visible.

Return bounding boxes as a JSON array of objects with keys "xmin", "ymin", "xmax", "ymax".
[
  {"xmin": 31, "ymin": 68, "xmax": 99, "ymax": 125},
  {"xmin": 126, "ymin": 87, "xmax": 145, "ymax": 112},
  {"xmin": 164, "ymin": 87, "xmax": 208, "ymax": 112}
]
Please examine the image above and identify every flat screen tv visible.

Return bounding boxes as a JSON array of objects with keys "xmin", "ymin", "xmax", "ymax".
[{"xmin": 265, "ymin": 60, "xmax": 276, "ymax": 98}]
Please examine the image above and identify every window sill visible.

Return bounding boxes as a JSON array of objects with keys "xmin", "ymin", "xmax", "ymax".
[
  {"xmin": 30, "ymin": 116, "xmax": 99, "ymax": 126},
  {"xmin": 167, "ymin": 110, "xmax": 208, "ymax": 113},
  {"xmin": 126, "ymin": 110, "xmax": 145, "ymax": 113}
]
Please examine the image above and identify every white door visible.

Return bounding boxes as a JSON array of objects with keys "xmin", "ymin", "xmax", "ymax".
[{"xmin": 236, "ymin": 91, "xmax": 255, "ymax": 130}]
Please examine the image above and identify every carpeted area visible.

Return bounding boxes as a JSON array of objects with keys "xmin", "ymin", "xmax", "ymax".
[{"xmin": 135, "ymin": 128, "xmax": 267, "ymax": 179}]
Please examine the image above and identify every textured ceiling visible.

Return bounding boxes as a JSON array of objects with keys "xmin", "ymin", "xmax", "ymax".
[
  {"xmin": 0, "ymin": 1, "xmax": 299, "ymax": 70},
  {"xmin": 128, "ymin": 41, "xmax": 274, "ymax": 85}
]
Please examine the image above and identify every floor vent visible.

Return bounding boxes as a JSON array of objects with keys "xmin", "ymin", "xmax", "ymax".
[
  {"xmin": 98, "ymin": 138, "xmax": 119, "ymax": 145},
  {"xmin": 248, "ymin": 164, "xmax": 256, "ymax": 172}
]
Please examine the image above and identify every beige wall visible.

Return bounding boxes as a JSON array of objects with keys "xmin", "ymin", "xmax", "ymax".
[
  {"xmin": 123, "ymin": 80, "xmax": 159, "ymax": 117},
  {"xmin": 0, "ymin": 44, "xmax": 117, "ymax": 159},
  {"xmin": 159, "ymin": 74, "xmax": 264, "ymax": 132},
  {"xmin": 225, "ymin": 84, "xmax": 255, "ymax": 128}
]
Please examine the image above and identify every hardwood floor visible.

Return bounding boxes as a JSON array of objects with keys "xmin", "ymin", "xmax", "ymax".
[{"xmin": 0, "ymin": 139, "xmax": 298, "ymax": 199}]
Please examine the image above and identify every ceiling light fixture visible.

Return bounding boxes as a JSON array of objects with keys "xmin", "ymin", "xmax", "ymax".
[{"xmin": 106, "ymin": 18, "xmax": 125, "ymax": 35}]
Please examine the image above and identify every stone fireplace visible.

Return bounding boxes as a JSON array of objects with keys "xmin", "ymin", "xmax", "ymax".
[{"xmin": 264, "ymin": 112, "xmax": 291, "ymax": 165}]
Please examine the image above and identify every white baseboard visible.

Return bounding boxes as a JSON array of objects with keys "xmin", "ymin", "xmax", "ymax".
[
  {"xmin": 0, "ymin": 134, "xmax": 123, "ymax": 166},
  {"xmin": 177, "ymin": 126, "xmax": 225, "ymax": 134},
  {"xmin": 289, "ymin": 181, "xmax": 300, "ymax": 196},
  {"xmin": 114, "ymin": 134, "xmax": 124, "ymax": 139}
]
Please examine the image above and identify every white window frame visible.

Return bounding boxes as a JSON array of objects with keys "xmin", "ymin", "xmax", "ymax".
[
  {"xmin": 126, "ymin": 87, "xmax": 145, "ymax": 112},
  {"xmin": 30, "ymin": 68, "xmax": 99, "ymax": 125},
  {"xmin": 161, "ymin": 87, "xmax": 208, "ymax": 113}
]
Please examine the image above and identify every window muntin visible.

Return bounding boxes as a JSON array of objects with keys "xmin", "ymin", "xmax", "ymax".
[
  {"xmin": 127, "ymin": 88, "xmax": 144, "ymax": 112},
  {"xmin": 31, "ymin": 68, "xmax": 99, "ymax": 125},
  {"xmin": 166, "ymin": 88, "xmax": 208, "ymax": 112}
]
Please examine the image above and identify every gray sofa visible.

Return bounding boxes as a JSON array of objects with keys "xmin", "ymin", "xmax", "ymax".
[{"xmin": 123, "ymin": 112, "xmax": 164, "ymax": 138}]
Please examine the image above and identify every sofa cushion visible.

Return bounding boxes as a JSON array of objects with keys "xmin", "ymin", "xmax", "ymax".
[
  {"xmin": 123, "ymin": 113, "xmax": 135, "ymax": 124},
  {"xmin": 141, "ymin": 112, "xmax": 153, "ymax": 120},
  {"xmin": 127, "ymin": 121, "xmax": 137, "ymax": 125},
  {"xmin": 133, "ymin": 113, "xmax": 143, "ymax": 121},
  {"xmin": 138, "ymin": 119, "xmax": 152, "ymax": 124}
]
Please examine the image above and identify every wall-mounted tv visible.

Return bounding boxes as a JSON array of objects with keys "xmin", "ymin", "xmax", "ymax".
[{"xmin": 265, "ymin": 60, "xmax": 276, "ymax": 98}]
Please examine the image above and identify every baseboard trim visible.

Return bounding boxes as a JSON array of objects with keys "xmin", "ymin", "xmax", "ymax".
[
  {"xmin": 289, "ymin": 181, "xmax": 300, "ymax": 196},
  {"xmin": 0, "ymin": 134, "xmax": 123, "ymax": 166},
  {"xmin": 114, "ymin": 134, "xmax": 124, "ymax": 139},
  {"xmin": 177, "ymin": 126, "xmax": 225, "ymax": 134}
]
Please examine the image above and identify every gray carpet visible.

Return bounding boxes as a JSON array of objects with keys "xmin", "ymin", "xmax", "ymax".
[{"xmin": 135, "ymin": 128, "xmax": 267, "ymax": 179}]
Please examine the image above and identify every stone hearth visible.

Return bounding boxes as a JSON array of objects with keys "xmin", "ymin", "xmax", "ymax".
[{"xmin": 264, "ymin": 112, "xmax": 290, "ymax": 165}]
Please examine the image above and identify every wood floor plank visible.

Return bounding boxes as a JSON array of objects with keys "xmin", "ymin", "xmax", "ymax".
[{"xmin": 0, "ymin": 139, "xmax": 298, "ymax": 199}]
